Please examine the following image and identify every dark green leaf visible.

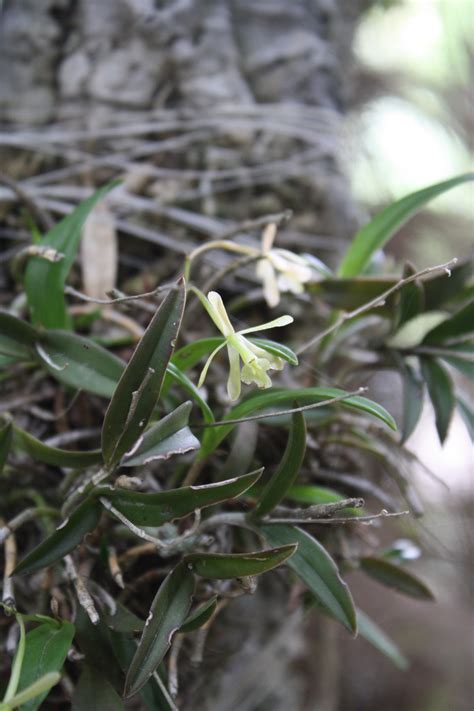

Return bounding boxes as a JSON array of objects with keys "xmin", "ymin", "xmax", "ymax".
[
  {"xmin": 457, "ymin": 397, "xmax": 473, "ymax": 440},
  {"xmin": 400, "ymin": 360, "xmax": 424, "ymax": 443},
  {"xmin": 420, "ymin": 357, "xmax": 455, "ymax": 443},
  {"xmin": 104, "ymin": 469, "xmax": 262, "ymax": 527},
  {"xmin": 17, "ymin": 620, "xmax": 75, "ymax": 711},
  {"xmin": 356, "ymin": 609, "xmax": 409, "ymax": 670},
  {"xmin": 253, "ymin": 410, "xmax": 306, "ymax": 518},
  {"xmin": 202, "ymin": 387, "xmax": 396, "ymax": 455},
  {"xmin": 0, "ymin": 419, "xmax": 13, "ymax": 474},
  {"xmin": 286, "ymin": 485, "xmax": 361, "ymax": 515},
  {"xmin": 14, "ymin": 499, "xmax": 101, "ymax": 576},
  {"xmin": 121, "ymin": 402, "xmax": 199, "ymax": 467},
  {"xmin": 13, "ymin": 425, "xmax": 102, "ymax": 468},
  {"xmin": 74, "ymin": 610, "xmax": 123, "ymax": 692},
  {"xmin": 396, "ymin": 262, "xmax": 425, "ymax": 328},
  {"xmin": 179, "ymin": 597, "xmax": 218, "ymax": 633},
  {"xmin": 72, "ymin": 665, "xmax": 124, "ymax": 711},
  {"xmin": 423, "ymin": 299, "xmax": 474, "ymax": 344},
  {"xmin": 424, "ymin": 257, "xmax": 473, "ymax": 309},
  {"xmin": 0, "ymin": 311, "xmax": 36, "ymax": 359},
  {"xmin": 124, "ymin": 562, "xmax": 195, "ymax": 698},
  {"xmin": 184, "ymin": 544, "xmax": 297, "ymax": 579},
  {"xmin": 261, "ymin": 523, "xmax": 357, "ymax": 634},
  {"xmin": 103, "ymin": 602, "xmax": 144, "ymax": 634},
  {"xmin": 36, "ymin": 330, "xmax": 124, "ymax": 398},
  {"xmin": 166, "ymin": 362, "xmax": 215, "ymax": 427},
  {"xmin": 25, "ymin": 183, "xmax": 118, "ymax": 330},
  {"xmin": 101, "ymin": 280, "xmax": 186, "ymax": 468},
  {"xmin": 308, "ymin": 278, "xmax": 395, "ymax": 311},
  {"xmin": 338, "ymin": 173, "xmax": 474, "ymax": 277},
  {"xmin": 359, "ymin": 557, "xmax": 435, "ymax": 600}
]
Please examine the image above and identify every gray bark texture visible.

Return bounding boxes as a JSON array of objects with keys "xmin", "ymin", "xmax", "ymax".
[{"xmin": 0, "ymin": 2, "xmax": 367, "ymax": 709}]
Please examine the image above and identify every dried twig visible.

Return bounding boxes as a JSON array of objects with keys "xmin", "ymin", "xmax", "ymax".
[{"xmin": 64, "ymin": 555, "xmax": 99, "ymax": 625}]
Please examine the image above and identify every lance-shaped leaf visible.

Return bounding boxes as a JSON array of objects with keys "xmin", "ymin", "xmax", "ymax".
[
  {"xmin": 24, "ymin": 183, "xmax": 118, "ymax": 330},
  {"xmin": 184, "ymin": 544, "xmax": 296, "ymax": 579},
  {"xmin": 13, "ymin": 425, "xmax": 102, "ymax": 468},
  {"xmin": 400, "ymin": 359, "xmax": 424, "ymax": 443},
  {"xmin": 101, "ymin": 280, "xmax": 186, "ymax": 468},
  {"xmin": 338, "ymin": 173, "xmax": 474, "ymax": 277},
  {"xmin": 17, "ymin": 620, "xmax": 75, "ymax": 711},
  {"xmin": 252, "ymin": 410, "xmax": 306, "ymax": 518},
  {"xmin": 121, "ymin": 402, "xmax": 199, "ymax": 467},
  {"xmin": 396, "ymin": 262, "xmax": 425, "ymax": 328},
  {"xmin": 179, "ymin": 596, "xmax": 218, "ymax": 633},
  {"xmin": 356, "ymin": 609, "xmax": 409, "ymax": 670},
  {"xmin": 261, "ymin": 523, "xmax": 357, "ymax": 634},
  {"xmin": 359, "ymin": 557, "xmax": 435, "ymax": 600},
  {"xmin": 13, "ymin": 499, "xmax": 102, "ymax": 576},
  {"xmin": 202, "ymin": 387, "xmax": 396, "ymax": 455},
  {"xmin": 0, "ymin": 311, "xmax": 36, "ymax": 359},
  {"xmin": 423, "ymin": 299, "xmax": 474, "ymax": 344},
  {"xmin": 72, "ymin": 665, "xmax": 124, "ymax": 711},
  {"xmin": 387, "ymin": 312, "xmax": 447, "ymax": 350},
  {"xmin": 36, "ymin": 330, "xmax": 124, "ymax": 399},
  {"xmin": 124, "ymin": 562, "xmax": 195, "ymax": 698},
  {"xmin": 0, "ymin": 419, "xmax": 13, "ymax": 474},
  {"xmin": 104, "ymin": 469, "xmax": 262, "ymax": 526},
  {"xmin": 420, "ymin": 357, "xmax": 455, "ymax": 443}
]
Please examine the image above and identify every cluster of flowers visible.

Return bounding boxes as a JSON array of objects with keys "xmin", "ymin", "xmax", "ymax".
[{"xmin": 194, "ymin": 223, "xmax": 329, "ymax": 400}]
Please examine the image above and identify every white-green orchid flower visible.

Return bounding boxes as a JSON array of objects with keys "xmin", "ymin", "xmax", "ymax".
[
  {"xmin": 256, "ymin": 223, "xmax": 329, "ymax": 307},
  {"xmin": 196, "ymin": 290, "xmax": 293, "ymax": 400}
]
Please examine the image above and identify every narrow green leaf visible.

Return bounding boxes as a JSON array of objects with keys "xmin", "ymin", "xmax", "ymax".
[
  {"xmin": 253, "ymin": 410, "xmax": 306, "ymax": 518},
  {"xmin": 36, "ymin": 331, "xmax": 124, "ymax": 398},
  {"xmin": 105, "ymin": 469, "xmax": 262, "ymax": 527},
  {"xmin": 202, "ymin": 387, "xmax": 396, "ymax": 455},
  {"xmin": 13, "ymin": 499, "xmax": 101, "ymax": 576},
  {"xmin": 443, "ymin": 344, "xmax": 474, "ymax": 379},
  {"xmin": 124, "ymin": 562, "xmax": 195, "ymax": 698},
  {"xmin": 400, "ymin": 360, "xmax": 424, "ymax": 443},
  {"xmin": 396, "ymin": 262, "xmax": 425, "ymax": 328},
  {"xmin": 359, "ymin": 557, "xmax": 435, "ymax": 600},
  {"xmin": 166, "ymin": 362, "xmax": 214, "ymax": 426},
  {"xmin": 261, "ymin": 523, "xmax": 357, "ymax": 634},
  {"xmin": 0, "ymin": 419, "xmax": 13, "ymax": 474},
  {"xmin": 387, "ymin": 312, "xmax": 447, "ymax": 350},
  {"xmin": 338, "ymin": 173, "xmax": 474, "ymax": 277},
  {"xmin": 423, "ymin": 299, "xmax": 474, "ymax": 344},
  {"xmin": 24, "ymin": 183, "xmax": 118, "ymax": 329},
  {"xmin": 121, "ymin": 402, "xmax": 199, "ymax": 467},
  {"xmin": 424, "ymin": 256, "xmax": 473, "ymax": 309},
  {"xmin": 72, "ymin": 665, "xmax": 124, "ymax": 711},
  {"xmin": 184, "ymin": 544, "xmax": 296, "ymax": 579},
  {"xmin": 179, "ymin": 597, "xmax": 218, "ymax": 633},
  {"xmin": 101, "ymin": 280, "xmax": 186, "ymax": 468},
  {"xmin": 420, "ymin": 357, "xmax": 455, "ymax": 443},
  {"xmin": 17, "ymin": 620, "xmax": 75, "ymax": 711},
  {"xmin": 13, "ymin": 425, "xmax": 102, "ymax": 468},
  {"xmin": 0, "ymin": 312, "xmax": 36, "ymax": 360},
  {"xmin": 356, "ymin": 609, "xmax": 409, "ymax": 670},
  {"xmin": 308, "ymin": 277, "xmax": 395, "ymax": 311},
  {"xmin": 103, "ymin": 602, "xmax": 144, "ymax": 634},
  {"xmin": 457, "ymin": 397, "xmax": 473, "ymax": 440},
  {"xmin": 286, "ymin": 485, "xmax": 361, "ymax": 515}
]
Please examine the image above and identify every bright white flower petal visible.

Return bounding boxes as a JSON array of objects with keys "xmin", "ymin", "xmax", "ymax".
[
  {"xmin": 256, "ymin": 258, "xmax": 280, "ymax": 307},
  {"xmin": 261, "ymin": 223, "xmax": 277, "ymax": 253}
]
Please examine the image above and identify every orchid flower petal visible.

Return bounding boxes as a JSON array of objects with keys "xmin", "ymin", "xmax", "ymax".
[
  {"xmin": 207, "ymin": 291, "xmax": 235, "ymax": 336},
  {"xmin": 256, "ymin": 258, "xmax": 280, "ymax": 307},
  {"xmin": 238, "ymin": 314, "xmax": 293, "ymax": 335},
  {"xmin": 226, "ymin": 344, "xmax": 241, "ymax": 400},
  {"xmin": 261, "ymin": 223, "xmax": 277, "ymax": 253},
  {"xmin": 197, "ymin": 342, "xmax": 226, "ymax": 387}
]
